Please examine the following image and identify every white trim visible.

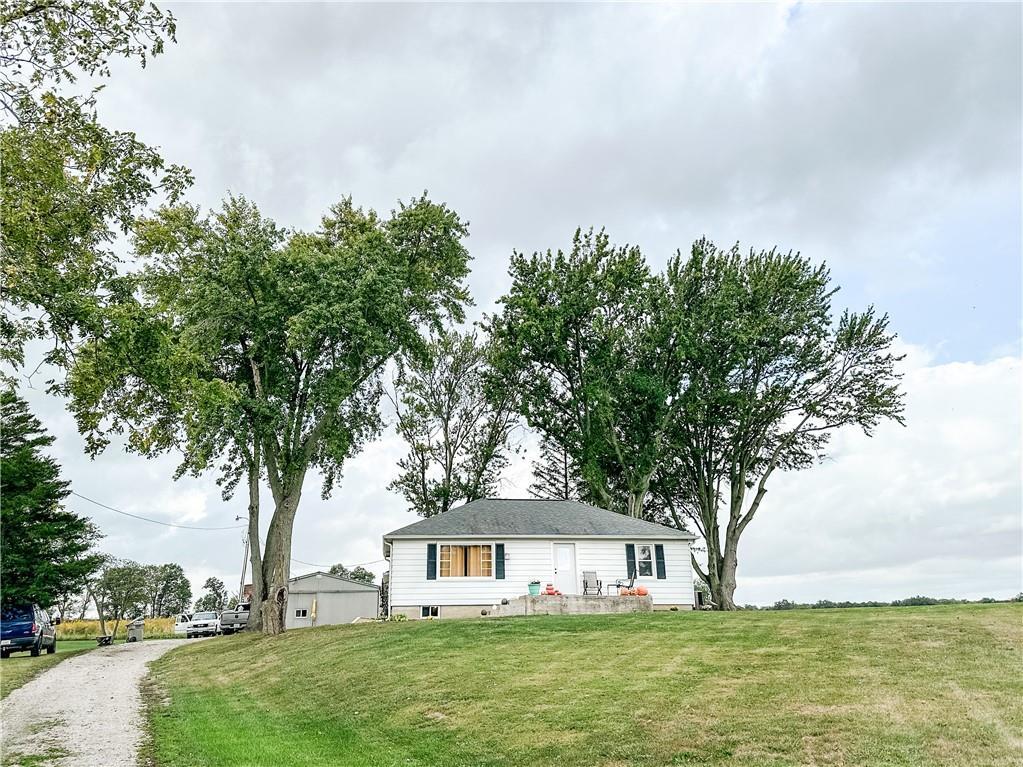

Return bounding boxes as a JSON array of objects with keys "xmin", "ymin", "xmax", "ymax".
[
  {"xmin": 633, "ymin": 542, "xmax": 655, "ymax": 578},
  {"xmin": 386, "ymin": 533, "xmax": 695, "ymax": 542},
  {"xmin": 551, "ymin": 541, "xmax": 577, "ymax": 594},
  {"xmin": 437, "ymin": 541, "xmax": 495, "ymax": 579}
]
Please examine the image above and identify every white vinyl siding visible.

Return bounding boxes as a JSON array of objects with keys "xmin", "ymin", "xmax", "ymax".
[
  {"xmin": 391, "ymin": 539, "xmax": 549, "ymax": 606},
  {"xmin": 388, "ymin": 537, "xmax": 693, "ymax": 610}
]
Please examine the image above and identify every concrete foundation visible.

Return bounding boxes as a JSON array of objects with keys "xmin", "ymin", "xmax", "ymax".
[
  {"xmin": 394, "ymin": 595, "xmax": 677, "ymax": 620},
  {"xmin": 484, "ymin": 594, "xmax": 654, "ymax": 618}
]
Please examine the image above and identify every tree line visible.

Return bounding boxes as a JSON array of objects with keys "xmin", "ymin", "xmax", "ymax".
[{"xmin": 1, "ymin": 1, "xmax": 905, "ymax": 626}]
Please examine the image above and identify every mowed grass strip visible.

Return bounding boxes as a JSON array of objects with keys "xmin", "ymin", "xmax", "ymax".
[
  {"xmin": 146, "ymin": 604, "xmax": 1022, "ymax": 767},
  {"xmin": 0, "ymin": 639, "xmax": 95, "ymax": 699}
]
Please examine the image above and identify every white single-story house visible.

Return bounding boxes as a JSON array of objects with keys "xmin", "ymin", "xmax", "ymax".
[
  {"xmin": 383, "ymin": 498, "xmax": 696, "ymax": 619},
  {"xmin": 285, "ymin": 571, "xmax": 379, "ymax": 629}
]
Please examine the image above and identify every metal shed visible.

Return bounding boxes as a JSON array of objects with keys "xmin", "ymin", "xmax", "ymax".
[{"xmin": 285, "ymin": 571, "xmax": 379, "ymax": 629}]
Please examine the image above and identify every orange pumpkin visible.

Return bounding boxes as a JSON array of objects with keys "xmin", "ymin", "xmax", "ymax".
[
  {"xmin": 636, "ymin": 586, "xmax": 648, "ymax": 596},
  {"xmin": 619, "ymin": 587, "xmax": 630, "ymax": 596}
]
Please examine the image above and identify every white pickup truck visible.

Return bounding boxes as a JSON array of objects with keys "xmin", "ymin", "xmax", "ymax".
[
  {"xmin": 186, "ymin": 611, "xmax": 221, "ymax": 638},
  {"xmin": 173, "ymin": 613, "xmax": 191, "ymax": 635}
]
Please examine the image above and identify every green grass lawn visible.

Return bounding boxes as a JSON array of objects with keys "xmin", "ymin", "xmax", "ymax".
[
  {"xmin": 0, "ymin": 639, "xmax": 95, "ymax": 699},
  {"xmin": 146, "ymin": 604, "xmax": 1022, "ymax": 767}
]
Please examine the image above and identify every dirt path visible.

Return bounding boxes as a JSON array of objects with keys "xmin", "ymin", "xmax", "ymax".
[{"xmin": 0, "ymin": 639, "xmax": 189, "ymax": 767}]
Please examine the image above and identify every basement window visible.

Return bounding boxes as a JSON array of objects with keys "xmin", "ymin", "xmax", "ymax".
[
  {"xmin": 421, "ymin": 605, "xmax": 439, "ymax": 618},
  {"xmin": 439, "ymin": 544, "xmax": 493, "ymax": 577},
  {"xmin": 294, "ymin": 608, "xmax": 308, "ymax": 618}
]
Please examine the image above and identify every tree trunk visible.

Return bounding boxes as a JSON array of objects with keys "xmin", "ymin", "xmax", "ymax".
[
  {"xmin": 259, "ymin": 488, "xmax": 301, "ymax": 635},
  {"xmin": 246, "ymin": 451, "xmax": 264, "ymax": 632},
  {"xmin": 93, "ymin": 594, "xmax": 107, "ymax": 636},
  {"xmin": 713, "ymin": 546, "xmax": 738, "ymax": 610}
]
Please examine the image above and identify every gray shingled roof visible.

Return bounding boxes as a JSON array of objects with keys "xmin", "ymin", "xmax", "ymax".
[
  {"xmin": 288, "ymin": 572, "xmax": 379, "ymax": 591},
  {"xmin": 383, "ymin": 499, "xmax": 695, "ymax": 540}
]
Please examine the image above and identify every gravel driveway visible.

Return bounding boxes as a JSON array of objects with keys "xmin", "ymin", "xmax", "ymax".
[{"xmin": 1, "ymin": 639, "xmax": 189, "ymax": 766}]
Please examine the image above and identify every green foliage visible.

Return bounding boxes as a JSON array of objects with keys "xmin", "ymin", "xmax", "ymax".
[
  {"xmin": 327, "ymin": 564, "xmax": 375, "ymax": 584},
  {"xmin": 487, "ymin": 228, "xmax": 677, "ymax": 517},
  {"xmin": 0, "ymin": 0, "xmax": 190, "ymax": 372},
  {"xmin": 194, "ymin": 577, "xmax": 228, "ymax": 613},
  {"xmin": 0, "ymin": 388, "xmax": 102, "ymax": 607},
  {"xmin": 651, "ymin": 239, "xmax": 905, "ymax": 608},
  {"xmin": 745, "ymin": 596, "xmax": 1008, "ymax": 610},
  {"xmin": 528, "ymin": 434, "xmax": 584, "ymax": 501},
  {"xmin": 142, "ymin": 563, "xmax": 192, "ymax": 617},
  {"xmin": 66, "ymin": 192, "xmax": 471, "ymax": 633},
  {"xmin": 490, "ymin": 231, "xmax": 903, "ymax": 609},
  {"xmin": 389, "ymin": 329, "xmax": 518, "ymax": 517},
  {"xmin": 1, "ymin": 0, "xmax": 175, "ymax": 91},
  {"xmin": 92, "ymin": 558, "xmax": 149, "ymax": 635}
]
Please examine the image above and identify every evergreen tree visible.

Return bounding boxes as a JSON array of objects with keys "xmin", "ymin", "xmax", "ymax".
[
  {"xmin": 528, "ymin": 435, "xmax": 583, "ymax": 501},
  {"xmin": 0, "ymin": 389, "xmax": 102, "ymax": 607}
]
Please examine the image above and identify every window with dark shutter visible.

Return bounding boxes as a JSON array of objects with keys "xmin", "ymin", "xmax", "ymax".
[
  {"xmin": 426, "ymin": 543, "xmax": 437, "ymax": 580},
  {"xmin": 654, "ymin": 544, "xmax": 667, "ymax": 579},
  {"xmin": 495, "ymin": 543, "xmax": 505, "ymax": 579},
  {"xmin": 625, "ymin": 544, "xmax": 637, "ymax": 579}
]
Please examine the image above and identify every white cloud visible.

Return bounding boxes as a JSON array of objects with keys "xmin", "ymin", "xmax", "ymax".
[
  {"xmin": 7, "ymin": 2, "xmax": 1019, "ymax": 607},
  {"xmin": 735, "ymin": 351, "xmax": 1022, "ymax": 603}
]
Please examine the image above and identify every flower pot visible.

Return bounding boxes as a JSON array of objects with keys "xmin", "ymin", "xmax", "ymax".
[{"xmin": 528, "ymin": 582, "xmax": 541, "ymax": 596}]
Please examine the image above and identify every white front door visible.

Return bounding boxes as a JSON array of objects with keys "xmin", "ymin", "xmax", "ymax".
[{"xmin": 553, "ymin": 543, "xmax": 577, "ymax": 594}]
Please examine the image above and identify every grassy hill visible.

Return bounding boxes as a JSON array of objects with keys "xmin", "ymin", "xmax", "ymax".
[{"xmin": 145, "ymin": 604, "xmax": 1022, "ymax": 767}]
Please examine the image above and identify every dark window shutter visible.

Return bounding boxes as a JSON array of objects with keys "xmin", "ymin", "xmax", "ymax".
[
  {"xmin": 426, "ymin": 543, "xmax": 437, "ymax": 580},
  {"xmin": 494, "ymin": 543, "xmax": 505, "ymax": 579},
  {"xmin": 625, "ymin": 544, "xmax": 637, "ymax": 579},
  {"xmin": 654, "ymin": 544, "xmax": 667, "ymax": 579}
]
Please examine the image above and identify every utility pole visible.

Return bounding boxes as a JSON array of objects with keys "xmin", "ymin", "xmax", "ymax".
[{"xmin": 236, "ymin": 516, "xmax": 249, "ymax": 603}]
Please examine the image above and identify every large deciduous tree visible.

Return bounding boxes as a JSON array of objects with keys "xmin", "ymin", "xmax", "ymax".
[
  {"xmin": 193, "ymin": 577, "xmax": 228, "ymax": 613},
  {"xmin": 68, "ymin": 194, "xmax": 471, "ymax": 634},
  {"xmin": 650, "ymin": 239, "xmax": 905, "ymax": 609},
  {"xmin": 1, "ymin": 0, "xmax": 191, "ymax": 372},
  {"xmin": 92, "ymin": 558, "xmax": 148, "ymax": 638},
  {"xmin": 487, "ymin": 229, "xmax": 683, "ymax": 518},
  {"xmin": 141, "ymin": 563, "xmax": 192, "ymax": 617},
  {"xmin": 388, "ymin": 329, "xmax": 518, "ymax": 517},
  {"xmin": 0, "ymin": 388, "xmax": 102, "ymax": 607}
]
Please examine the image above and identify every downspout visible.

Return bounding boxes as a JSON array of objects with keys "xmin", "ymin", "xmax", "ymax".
[{"xmin": 384, "ymin": 540, "xmax": 392, "ymax": 617}]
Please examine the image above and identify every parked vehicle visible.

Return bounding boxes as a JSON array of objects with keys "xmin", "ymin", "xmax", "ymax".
[
  {"xmin": 186, "ymin": 611, "xmax": 220, "ymax": 638},
  {"xmin": 219, "ymin": 603, "xmax": 250, "ymax": 635},
  {"xmin": 173, "ymin": 613, "xmax": 192, "ymax": 635},
  {"xmin": 1, "ymin": 604, "xmax": 57, "ymax": 658}
]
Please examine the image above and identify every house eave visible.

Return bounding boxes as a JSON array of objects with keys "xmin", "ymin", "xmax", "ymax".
[{"xmin": 383, "ymin": 532, "xmax": 697, "ymax": 546}]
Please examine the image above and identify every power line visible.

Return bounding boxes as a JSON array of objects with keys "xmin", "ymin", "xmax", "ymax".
[
  {"xmin": 70, "ymin": 491, "xmax": 384, "ymax": 568},
  {"xmin": 71, "ymin": 491, "xmax": 246, "ymax": 531}
]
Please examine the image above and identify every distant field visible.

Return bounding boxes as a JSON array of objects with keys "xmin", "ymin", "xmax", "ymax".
[
  {"xmin": 146, "ymin": 604, "xmax": 1022, "ymax": 767},
  {"xmin": 57, "ymin": 617, "xmax": 176, "ymax": 640},
  {"xmin": 0, "ymin": 639, "xmax": 95, "ymax": 699}
]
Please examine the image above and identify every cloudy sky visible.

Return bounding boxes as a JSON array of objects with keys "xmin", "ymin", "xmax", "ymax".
[{"xmin": 17, "ymin": 1, "xmax": 1022, "ymax": 606}]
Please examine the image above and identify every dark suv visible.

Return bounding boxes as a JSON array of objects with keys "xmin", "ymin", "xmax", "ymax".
[{"xmin": 1, "ymin": 604, "xmax": 57, "ymax": 658}]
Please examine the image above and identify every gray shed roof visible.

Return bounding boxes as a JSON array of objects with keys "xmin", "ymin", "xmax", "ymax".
[
  {"xmin": 383, "ymin": 499, "xmax": 695, "ymax": 540},
  {"xmin": 288, "ymin": 571, "xmax": 379, "ymax": 592}
]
